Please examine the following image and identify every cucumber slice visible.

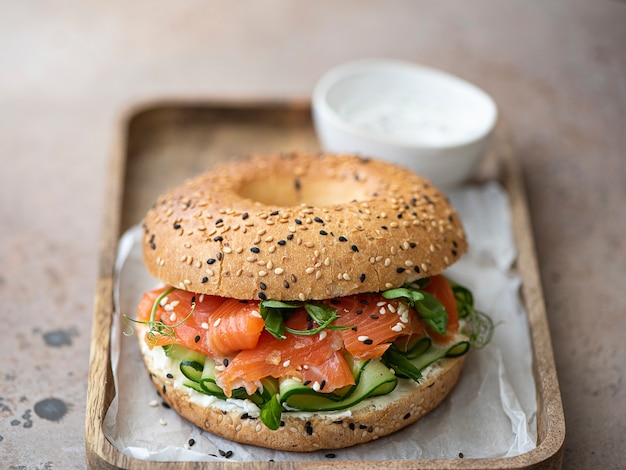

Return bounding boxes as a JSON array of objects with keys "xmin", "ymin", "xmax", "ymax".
[
  {"xmin": 409, "ymin": 339, "xmax": 470, "ymax": 371},
  {"xmin": 281, "ymin": 360, "xmax": 397, "ymax": 412}
]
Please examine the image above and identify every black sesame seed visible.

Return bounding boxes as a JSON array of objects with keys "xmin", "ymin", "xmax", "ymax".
[
  {"xmin": 166, "ymin": 373, "xmax": 174, "ymax": 379},
  {"xmin": 161, "ymin": 401, "xmax": 170, "ymax": 409},
  {"xmin": 338, "ymin": 236, "xmax": 347, "ymax": 242},
  {"xmin": 410, "ymin": 242, "xmax": 417, "ymax": 248},
  {"xmin": 314, "ymin": 216, "xmax": 324, "ymax": 223},
  {"xmin": 355, "ymin": 309, "xmax": 363, "ymax": 315},
  {"xmin": 452, "ymin": 249, "xmax": 458, "ymax": 257},
  {"xmin": 201, "ymin": 274, "xmax": 208, "ymax": 282},
  {"xmin": 149, "ymin": 234, "xmax": 154, "ymax": 242},
  {"xmin": 319, "ymin": 230, "xmax": 328, "ymax": 236},
  {"xmin": 381, "ymin": 225, "xmax": 388, "ymax": 230},
  {"xmin": 294, "ymin": 178, "xmax": 301, "ymax": 190},
  {"xmin": 452, "ymin": 240, "xmax": 458, "ymax": 247},
  {"xmin": 223, "ymin": 358, "xmax": 229, "ymax": 367},
  {"xmin": 277, "ymin": 240, "xmax": 286, "ymax": 246},
  {"xmin": 213, "ymin": 236, "xmax": 223, "ymax": 242},
  {"xmin": 397, "ymin": 213, "xmax": 403, "ymax": 219},
  {"xmin": 283, "ymin": 280, "xmax": 290, "ymax": 288},
  {"xmin": 241, "ymin": 413, "xmax": 250, "ymax": 419},
  {"xmin": 194, "ymin": 335, "xmax": 201, "ymax": 343},
  {"xmin": 216, "ymin": 252, "xmax": 223, "ymax": 260},
  {"xmin": 207, "ymin": 258, "xmax": 216, "ymax": 264},
  {"xmin": 287, "ymin": 234, "xmax": 294, "ymax": 240},
  {"xmin": 258, "ymin": 292, "xmax": 267, "ymax": 300},
  {"xmin": 150, "ymin": 242, "xmax": 156, "ymax": 250},
  {"xmin": 349, "ymin": 423, "xmax": 356, "ymax": 430},
  {"xmin": 359, "ymin": 273, "xmax": 366, "ymax": 283},
  {"xmin": 259, "ymin": 282, "xmax": 267, "ymax": 290},
  {"xmin": 404, "ymin": 412, "xmax": 411, "ymax": 420},
  {"xmin": 360, "ymin": 298, "xmax": 369, "ymax": 305},
  {"xmin": 368, "ymin": 426, "xmax": 374, "ymax": 432},
  {"xmin": 291, "ymin": 274, "xmax": 297, "ymax": 282},
  {"xmin": 370, "ymin": 314, "xmax": 379, "ymax": 319},
  {"xmin": 351, "ymin": 325, "xmax": 358, "ymax": 331},
  {"xmin": 215, "ymin": 218, "xmax": 223, "ymax": 225},
  {"xmin": 459, "ymin": 452, "xmax": 464, "ymax": 459},
  {"xmin": 333, "ymin": 420, "xmax": 343, "ymax": 424},
  {"xmin": 242, "ymin": 212, "xmax": 249, "ymax": 220},
  {"xmin": 173, "ymin": 223, "xmax": 181, "ymax": 229},
  {"xmin": 414, "ymin": 266, "xmax": 421, "ymax": 273},
  {"xmin": 303, "ymin": 380, "xmax": 312, "ymax": 386},
  {"xmin": 330, "ymin": 299, "xmax": 341, "ymax": 305},
  {"xmin": 325, "ymin": 453, "xmax": 336, "ymax": 459},
  {"xmin": 396, "ymin": 267, "xmax": 405, "ymax": 273},
  {"xmin": 320, "ymin": 380, "xmax": 326, "ymax": 390},
  {"xmin": 295, "ymin": 219, "xmax": 302, "ymax": 225},
  {"xmin": 191, "ymin": 296, "xmax": 196, "ymax": 304},
  {"xmin": 359, "ymin": 424, "xmax": 367, "ymax": 429},
  {"xmin": 250, "ymin": 246, "xmax": 260, "ymax": 253},
  {"xmin": 305, "ymin": 421, "xmax": 313, "ymax": 435},
  {"xmin": 351, "ymin": 245, "xmax": 359, "ymax": 252},
  {"xmin": 364, "ymin": 339, "xmax": 373, "ymax": 345},
  {"xmin": 188, "ymin": 438, "xmax": 195, "ymax": 447},
  {"xmin": 270, "ymin": 210, "xmax": 279, "ymax": 216}
]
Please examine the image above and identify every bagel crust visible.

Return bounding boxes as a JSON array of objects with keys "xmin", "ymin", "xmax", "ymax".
[
  {"xmin": 139, "ymin": 330, "xmax": 467, "ymax": 452},
  {"xmin": 142, "ymin": 152, "xmax": 467, "ymax": 300}
]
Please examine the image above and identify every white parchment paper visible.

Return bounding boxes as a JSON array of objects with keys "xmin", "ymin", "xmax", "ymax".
[{"xmin": 103, "ymin": 182, "xmax": 537, "ymax": 462}]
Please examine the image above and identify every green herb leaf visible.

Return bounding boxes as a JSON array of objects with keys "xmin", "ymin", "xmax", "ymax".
[
  {"xmin": 382, "ymin": 344, "xmax": 423, "ymax": 382},
  {"xmin": 381, "ymin": 287, "xmax": 424, "ymax": 306},
  {"xmin": 259, "ymin": 393, "xmax": 283, "ymax": 430},
  {"xmin": 415, "ymin": 291, "xmax": 448, "ymax": 336},
  {"xmin": 259, "ymin": 304, "xmax": 288, "ymax": 340}
]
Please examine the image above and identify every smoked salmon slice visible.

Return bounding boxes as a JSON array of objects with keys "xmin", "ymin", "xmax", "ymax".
[{"xmin": 136, "ymin": 288, "xmax": 265, "ymax": 357}]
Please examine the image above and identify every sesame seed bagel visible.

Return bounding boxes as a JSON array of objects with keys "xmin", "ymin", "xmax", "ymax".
[
  {"xmin": 142, "ymin": 152, "xmax": 467, "ymax": 300},
  {"xmin": 138, "ymin": 325, "xmax": 466, "ymax": 452}
]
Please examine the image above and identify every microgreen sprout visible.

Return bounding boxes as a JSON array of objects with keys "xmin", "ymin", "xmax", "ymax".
[{"xmin": 123, "ymin": 287, "xmax": 196, "ymax": 350}]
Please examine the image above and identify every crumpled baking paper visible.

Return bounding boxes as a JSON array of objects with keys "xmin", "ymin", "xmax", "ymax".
[{"xmin": 103, "ymin": 182, "xmax": 537, "ymax": 462}]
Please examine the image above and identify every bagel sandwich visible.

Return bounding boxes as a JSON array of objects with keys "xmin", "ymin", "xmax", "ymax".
[{"xmin": 130, "ymin": 152, "xmax": 493, "ymax": 452}]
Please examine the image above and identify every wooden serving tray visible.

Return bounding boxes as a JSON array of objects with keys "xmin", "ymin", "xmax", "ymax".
[{"xmin": 86, "ymin": 100, "xmax": 565, "ymax": 469}]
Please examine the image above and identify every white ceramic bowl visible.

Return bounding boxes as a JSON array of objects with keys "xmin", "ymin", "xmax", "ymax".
[{"xmin": 312, "ymin": 59, "xmax": 497, "ymax": 188}]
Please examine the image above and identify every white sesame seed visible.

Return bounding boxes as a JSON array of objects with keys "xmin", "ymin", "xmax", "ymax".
[
  {"xmin": 213, "ymin": 318, "xmax": 221, "ymax": 327},
  {"xmin": 357, "ymin": 335, "xmax": 369, "ymax": 342},
  {"xmin": 391, "ymin": 323, "xmax": 404, "ymax": 332},
  {"xmin": 251, "ymin": 310, "xmax": 262, "ymax": 318},
  {"xmin": 385, "ymin": 282, "xmax": 394, "ymax": 288},
  {"xmin": 199, "ymin": 294, "xmax": 205, "ymax": 303},
  {"xmin": 274, "ymin": 267, "xmax": 284, "ymax": 275},
  {"xmin": 283, "ymin": 360, "xmax": 291, "ymax": 367},
  {"xmin": 377, "ymin": 301, "xmax": 386, "ymax": 306},
  {"xmin": 342, "ymin": 273, "xmax": 351, "ymax": 281},
  {"xmin": 379, "ymin": 307, "xmax": 387, "ymax": 315},
  {"xmin": 184, "ymin": 279, "xmax": 191, "ymax": 285},
  {"xmin": 319, "ymin": 330, "xmax": 327, "ymax": 340},
  {"xmin": 159, "ymin": 418, "xmax": 167, "ymax": 426},
  {"xmin": 170, "ymin": 301, "xmax": 180, "ymax": 308},
  {"xmin": 305, "ymin": 267, "xmax": 315, "ymax": 274},
  {"xmin": 169, "ymin": 312, "xmax": 177, "ymax": 322},
  {"xmin": 201, "ymin": 322, "xmax": 209, "ymax": 329},
  {"xmin": 149, "ymin": 399, "xmax": 159, "ymax": 407},
  {"xmin": 384, "ymin": 258, "xmax": 391, "ymax": 267},
  {"xmin": 266, "ymin": 260, "xmax": 273, "ymax": 269},
  {"xmin": 387, "ymin": 304, "xmax": 396, "ymax": 313},
  {"xmin": 215, "ymin": 364, "xmax": 226, "ymax": 372},
  {"xmin": 312, "ymin": 381, "xmax": 320, "ymax": 392},
  {"xmin": 298, "ymin": 293, "xmax": 306, "ymax": 301},
  {"xmin": 404, "ymin": 260, "xmax": 414, "ymax": 267},
  {"xmin": 223, "ymin": 246, "xmax": 232, "ymax": 253},
  {"xmin": 258, "ymin": 270, "xmax": 267, "ymax": 277},
  {"xmin": 164, "ymin": 304, "xmax": 174, "ymax": 312}
]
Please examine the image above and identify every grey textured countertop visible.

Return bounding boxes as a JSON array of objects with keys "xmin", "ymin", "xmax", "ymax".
[{"xmin": 1, "ymin": 1, "xmax": 624, "ymax": 468}]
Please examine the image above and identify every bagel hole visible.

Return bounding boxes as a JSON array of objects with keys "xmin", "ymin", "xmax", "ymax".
[{"xmin": 237, "ymin": 177, "xmax": 370, "ymax": 207}]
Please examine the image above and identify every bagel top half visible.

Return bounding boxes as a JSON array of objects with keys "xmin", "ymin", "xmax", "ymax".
[{"xmin": 142, "ymin": 152, "xmax": 467, "ymax": 300}]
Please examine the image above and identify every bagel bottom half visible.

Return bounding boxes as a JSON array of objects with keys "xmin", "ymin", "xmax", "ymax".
[{"xmin": 137, "ymin": 326, "xmax": 467, "ymax": 452}]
